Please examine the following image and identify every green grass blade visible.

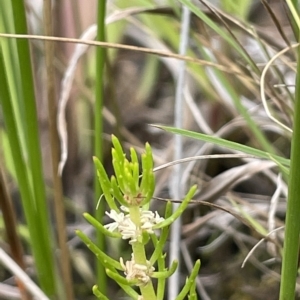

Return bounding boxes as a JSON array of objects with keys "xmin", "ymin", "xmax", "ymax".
[
  {"xmin": 178, "ymin": 0, "xmax": 257, "ymax": 70},
  {"xmin": 5, "ymin": 1, "xmax": 57, "ymax": 296},
  {"xmin": 279, "ymin": 2, "xmax": 300, "ymax": 297},
  {"xmin": 94, "ymin": 0, "xmax": 107, "ymax": 293},
  {"xmin": 221, "ymin": 0, "xmax": 251, "ymax": 19},
  {"xmin": 0, "ymin": 47, "xmax": 56, "ymax": 296},
  {"xmin": 190, "ymin": 21, "xmax": 274, "ymax": 154},
  {"xmin": 0, "ymin": 2, "xmax": 26, "ymax": 157},
  {"xmin": 153, "ymin": 125, "xmax": 290, "ymax": 167}
]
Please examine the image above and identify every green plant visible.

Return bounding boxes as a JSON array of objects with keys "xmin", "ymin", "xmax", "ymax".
[
  {"xmin": 1, "ymin": 1, "xmax": 300, "ymax": 299},
  {"xmin": 76, "ymin": 135, "xmax": 200, "ymax": 299}
]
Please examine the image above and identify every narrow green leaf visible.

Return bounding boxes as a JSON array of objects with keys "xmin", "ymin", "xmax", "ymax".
[
  {"xmin": 154, "ymin": 125, "xmax": 290, "ymax": 167},
  {"xmin": 106, "ymin": 268, "xmax": 137, "ymax": 286},
  {"xmin": 152, "ymin": 260, "xmax": 178, "ymax": 279},
  {"xmin": 112, "ymin": 154, "xmax": 127, "ymax": 193},
  {"xmin": 105, "ymin": 269, "xmax": 140, "ymax": 299},
  {"xmin": 154, "ymin": 185, "xmax": 197, "ymax": 229},
  {"xmin": 132, "ymin": 162, "xmax": 140, "ymax": 192},
  {"xmin": 76, "ymin": 230, "xmax": 122, "ymax": 270},
  {"xmin": 164, "ymin": 201, "xmax": 173, "ymax": 219},
  {"xmin": 178, "ymin": 0, "xmax": 256, "ymax": 69},
  {"xmin": 94, "ymin": 0, "xmax": 107, "ymax": 291},
  {"xmin": 0, "ymin": 45, "xmax": 56, "ymax": 296},
  {"xmin": 111, "ymin": 176, "xmax": 128, "ymax": 207},
  {"xmin": 93, "ymin": 156, "xmax": 118, "ymax": 211},
  {"xmin": 279, "ymin": 6, "xmax": 300, "ymax": 297},
  {"xmin": 176, "ymin": 260, "xmax": 201, "ymax": 300},
  {"xmin": 83, "ymin": 213, "xmax": 121, "ymax": 238},
  {"xmin": 112, "ymin": 135, "xmax": 125, "ymax": 163},
  {"xmin": 156, "ymin": 248, "xmax": 167, "ymax": 300},
  {"xmin": 123, "ymin": 161, "xmax": 137, "ymax": 195},
  {"xmin": 145, "ymin": 143, "xmax": 154, "ymax": 169},
  {"xmin": 130, "ymin": 147, "xmax": 139, "ymax": 165},
  {"xmin": 92, "ymin": 285, "xmax": 109, "ymax": 300},
  {"xmin": 150, "ymin": 224, "xmax": 170, "ymax": 265}
]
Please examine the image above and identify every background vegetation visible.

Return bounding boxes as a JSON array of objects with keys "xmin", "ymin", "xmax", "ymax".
[{"xmin": 0, "ymin": 0, "xmax": 299, "ymax": 299}]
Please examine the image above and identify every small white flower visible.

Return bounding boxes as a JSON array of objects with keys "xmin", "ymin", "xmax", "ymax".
[
  {"xmin": 154, "ymin": 211, "xmax": 165, "ymax": 224},
  {"xmin": 140, "ymin": 210, "xmax": 164, "ymax": 225},
  {"xmin": 120, "ymin": 254, "xmax": 155, "ymax": 286},
  {"xmin": 104, "ymin": 210, "xmax": 125, "ymax": 232},
  {"xmin": 120, "ymin": 205, "xmax": 129, "ymax": 212},
  {"xmin": 118, "ymin": 218, "xmax": 140, "ymax": 243},
  {"xmin": 104, "ymin": 208, "xmax": 165, "ymax": 243},
  {"xmin": 141, "ymin": 221, "xmax": 154, "ymax": 233}
]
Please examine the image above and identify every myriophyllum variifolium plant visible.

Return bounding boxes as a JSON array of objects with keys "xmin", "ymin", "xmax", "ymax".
[{"xmin": 76, "ymin": 135, "xmax": 200, "ymax": 300}]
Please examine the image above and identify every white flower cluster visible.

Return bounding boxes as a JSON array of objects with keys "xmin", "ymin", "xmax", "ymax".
[
  {"xmin": 104, "ymin": 206, "xmax": 164, "ymax": 244},
  {"xmin": 120, "ymin": 254, "xmax": 155, "ymax": 286}
]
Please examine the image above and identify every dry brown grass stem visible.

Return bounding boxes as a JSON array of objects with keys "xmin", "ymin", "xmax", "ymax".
[{"xmin": 0, "ymin": 32, "xmax": 244, "ymax": 76}]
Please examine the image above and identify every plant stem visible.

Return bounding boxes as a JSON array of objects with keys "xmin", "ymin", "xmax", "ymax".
[
  {"xmin": 131, "ymin": 242, "xmax": 156, "ymax": 300},
  {"xmin": 95, "ymin": 0, "xmax": 107, "ymax": 294},
  {"xmin": 43, "ymin": 0, "xmax": 74, "ymax": 299},
  {"xmin": 8, "ymin": 1, "xmax": 57, "ymax": 295},
  {"xmin": 279, "ymin": 17, "xmax": 300, "ymax": 299},
  {"xmin": 128, "ymin": 205, "xmax": 156, "ymax": 299}
]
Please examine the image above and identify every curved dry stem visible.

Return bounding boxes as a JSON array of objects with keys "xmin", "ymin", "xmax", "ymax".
[
  {"xmin": 260, "ymin": 43, "xmax": 299, "ymax": 133},
  {"xmin": 241, "ymin": 226, "xmax": 284, "ymax": 268}
]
